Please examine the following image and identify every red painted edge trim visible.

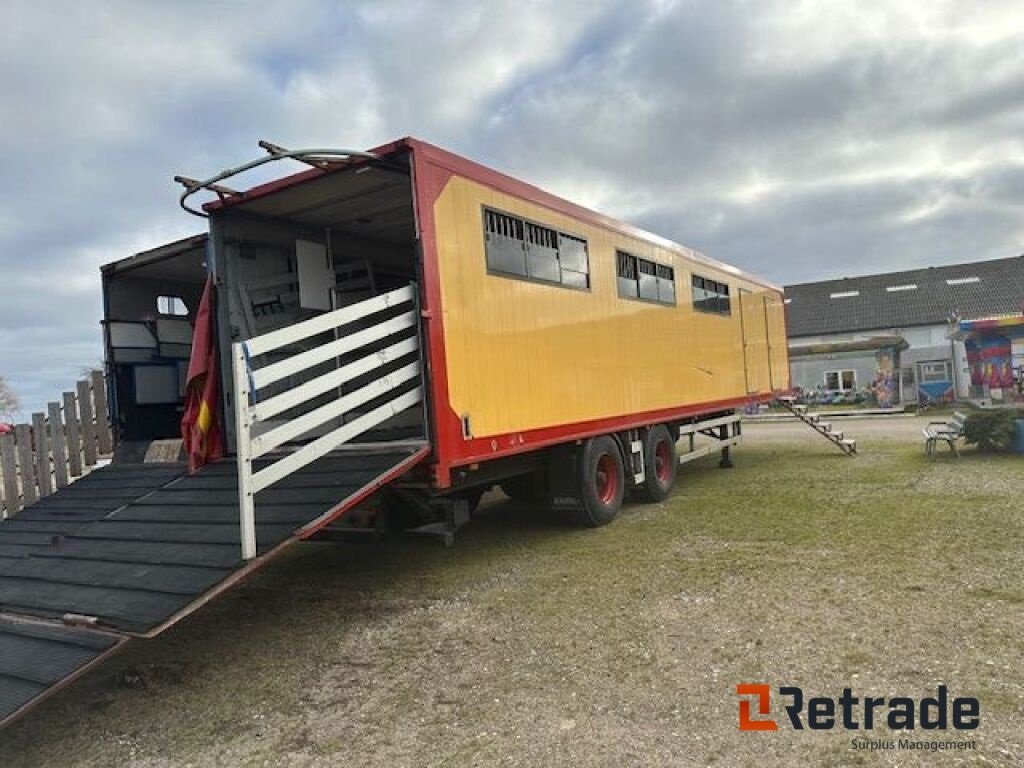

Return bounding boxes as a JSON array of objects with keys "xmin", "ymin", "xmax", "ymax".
[
  {"xmin": 297, "ymin": 446, "xmax": 432, "ymax": 538},
  {"xmin": 447, "ymin": 392, "xmax": 782, "ymax": 475},
  {"xmin": 409, "ymin": 151, "xmax": 458, "ymax": 487}
]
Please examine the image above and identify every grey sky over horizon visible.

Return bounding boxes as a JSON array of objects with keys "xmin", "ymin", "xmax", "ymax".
[{"xmin": 2, "ymin": 0, "xmax": 1023, "ymax": 413}]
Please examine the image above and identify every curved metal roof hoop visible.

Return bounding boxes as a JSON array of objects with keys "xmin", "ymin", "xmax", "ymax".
[{"xmin": 174, "ymin": 141, "xmax": 380, "ymax": 218}]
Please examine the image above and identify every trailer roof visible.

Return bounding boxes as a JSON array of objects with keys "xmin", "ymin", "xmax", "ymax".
[
  {"xmin": 101, "ymin": 233, "xmax": 208, "ymax": 276},
  {"xmin": 201, "ymin": 137, "xmax": 783, "ymax": 293}
]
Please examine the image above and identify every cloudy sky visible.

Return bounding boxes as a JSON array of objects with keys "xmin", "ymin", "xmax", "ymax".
[{"xmin": 2, "ymin": 0, "xmax": 1023, "ymax": 413}]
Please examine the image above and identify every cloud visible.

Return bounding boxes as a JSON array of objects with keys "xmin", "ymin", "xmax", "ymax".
[{"xmin": 1, "ymin": 0, "xmax": 1022, "ymax": 411}]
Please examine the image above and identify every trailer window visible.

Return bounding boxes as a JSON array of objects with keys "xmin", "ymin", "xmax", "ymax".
[
  {"xmin": 656, "ymin": 263, "xmax": 676, "ymax": 304},
  {"xmin": 638, "ymin": 259, "xmax": 659, "ymax": 301},
  {"xmin": 484, "ymin": 209, "xmax": 527, "ymax": 276},
  {"xmin": 525, "ymin": 221, "xmax": 560, "ymax": 283},
  {"xmin": 691, "ymin": 275, "xmax": 731, "ymax": 315},
  {"xmin": 483, "ymin": 207, "xmax": 589, "ymax": 290},
  {"xmin": 558, "ymin": 234, "xmax": 590, "ymax": 288},
  {"xmin": 617, "ymin": 250, "xmax": 674, "ymax": 305},
  {"xmin": 156, "ymin": 295, "xmax": 188, "ymax": 317},
  {"xmin": 616, "ymin": 252, "xmax": 638, "ymax": 298}
]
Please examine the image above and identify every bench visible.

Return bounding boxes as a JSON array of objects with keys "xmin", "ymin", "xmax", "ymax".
[{"xmin": 923, "ymin": 410, "xmax": 967, "ymax": 457}]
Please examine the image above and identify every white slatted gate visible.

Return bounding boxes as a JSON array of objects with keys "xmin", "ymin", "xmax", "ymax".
[{"xmin": 232, "ymin": 285, "xmax": 423, "ymax": 559}]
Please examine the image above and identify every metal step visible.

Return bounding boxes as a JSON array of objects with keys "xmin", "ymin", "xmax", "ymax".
[{"xmin": 772, "ymin": 397, "xmax": 858, "ymax": 457}]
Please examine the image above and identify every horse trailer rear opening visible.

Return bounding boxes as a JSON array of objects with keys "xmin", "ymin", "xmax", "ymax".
[{"xmin": 103, "ymin": 137, "xmax": 790, "ymax": 551}]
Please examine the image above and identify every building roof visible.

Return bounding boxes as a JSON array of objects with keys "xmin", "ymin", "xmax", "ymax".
[
  {"xmin": 789, "ymin": 335, "xmax": 908, "ymax": 357},
  {"xmin": 785, "ymin": 255, "xmax": 1024, "ymax": 337}
]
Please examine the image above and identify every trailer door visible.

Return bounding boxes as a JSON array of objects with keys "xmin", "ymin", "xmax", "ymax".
[{"xmin": 739, "ymin": 290, "xmax": 771, "ymax": 394}]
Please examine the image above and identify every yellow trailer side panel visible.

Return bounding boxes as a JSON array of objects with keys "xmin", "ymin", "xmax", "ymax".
[{"xmin": 433, "ymin": 175, "xmax": 787, "ymax": 438}]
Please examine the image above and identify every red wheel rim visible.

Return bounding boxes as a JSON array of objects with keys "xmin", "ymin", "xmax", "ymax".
[
  {"xmin": 595, "ymin": 452, "xmax": 619, "ymax": 505},
  {"xmin": 654, "ymin": 439, "xmax": 672, "ymax": 485}
]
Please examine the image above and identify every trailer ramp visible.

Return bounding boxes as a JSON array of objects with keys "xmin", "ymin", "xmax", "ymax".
[
  {"xmin": 0, "ymin": 444, "xmax": 428, "ymax": 728},
  {"xmin": 0, "ymin": 615, "xmax": 125, "ymax": 729}
]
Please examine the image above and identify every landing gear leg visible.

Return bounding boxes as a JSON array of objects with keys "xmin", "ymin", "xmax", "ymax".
[
  {"xmin": 378, "ymin": 488, "xmax": 472, "ymax": 546},
  {"xmin": 718, "ymin": 425, "xmax": 734, "ymax": 469}
]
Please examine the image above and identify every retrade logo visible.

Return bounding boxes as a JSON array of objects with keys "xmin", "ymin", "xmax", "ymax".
[
  {"xmin": 736, "ymin": 684, "xmax": 980, "ymax": 732},
  {"xmin": 736, "ymin": 684, "xmax": 778, "ymax": 731}
]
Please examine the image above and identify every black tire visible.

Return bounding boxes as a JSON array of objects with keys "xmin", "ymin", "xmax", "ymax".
[
  {"xmin": 501, "ymin": 472, "xmax": 546, "ymax": 502},
  {"xmin": 635, "ymin": 424, "xmax": 677, "ymax": 503},
  {"xmin": 573, "ymin": 435, "xmax": 625, "ymax": 527}
]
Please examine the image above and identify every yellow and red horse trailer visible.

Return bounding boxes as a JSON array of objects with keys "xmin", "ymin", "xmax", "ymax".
[
  {"xmin": 114, "ymin": 137, "xmax": 790, "ymax": 546},
  {"xmin": 0, "ymin": 139, "xmax": 792, "ymax": 732}
]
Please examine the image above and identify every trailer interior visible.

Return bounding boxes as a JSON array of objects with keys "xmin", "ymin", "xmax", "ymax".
[
  {"xmin": 101, "ymin": 236, "xmax": 208, "ymax": 444},
  {"xmin": 102, "ymin": 150, "xmax": 426, "ymax": 452},
  {"xmin": 209, "ymin": 149, "xmax": 426, "ymax": 452}
]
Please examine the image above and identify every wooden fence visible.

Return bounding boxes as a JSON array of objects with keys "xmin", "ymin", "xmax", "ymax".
[{"xmin": 0, "ymin": 370, "xmax": 113, "ymax": 519}]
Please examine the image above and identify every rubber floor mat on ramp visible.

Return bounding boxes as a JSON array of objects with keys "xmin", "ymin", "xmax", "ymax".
[
  {"xmin": 0, "ymin": 615, "xmax": 126, "ymax": 729},
  {"xmin": 0, "ymin": 443, "xmax": 428, "ymax": 729}
]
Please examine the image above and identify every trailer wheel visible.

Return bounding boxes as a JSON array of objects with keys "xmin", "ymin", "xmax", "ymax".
[
  {"xmin": 574, "ymin": 435, "xmax": 625, "ymax": 527},
  {"xmin": 636, "ymin": 425, "xmax": 677, "ymax": 502}
]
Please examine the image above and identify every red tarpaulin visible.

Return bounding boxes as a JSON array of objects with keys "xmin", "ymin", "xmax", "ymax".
[{"xmin": 181, "ymin": 276, "xmax": 224, "ymax": 472}]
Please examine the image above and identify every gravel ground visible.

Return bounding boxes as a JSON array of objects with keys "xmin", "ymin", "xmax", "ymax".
[{"xmin": 4, "ymin": 417, "xmax": 1023, "ymax": 767}]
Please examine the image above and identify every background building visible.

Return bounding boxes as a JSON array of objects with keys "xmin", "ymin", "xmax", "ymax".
[{"xmin": 785, "ymin": 255, "xmax": 1024, "ymax": 404}]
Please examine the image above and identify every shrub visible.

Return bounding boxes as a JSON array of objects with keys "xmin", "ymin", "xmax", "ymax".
[{"xmin": 963, "ymin": 409, "xmax": 1022, "ymax": 452}]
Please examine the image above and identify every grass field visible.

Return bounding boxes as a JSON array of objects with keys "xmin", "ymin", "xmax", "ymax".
[{"xmin": 5, "ymin": 419, "xmax": 1023, "ymax": 766}]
